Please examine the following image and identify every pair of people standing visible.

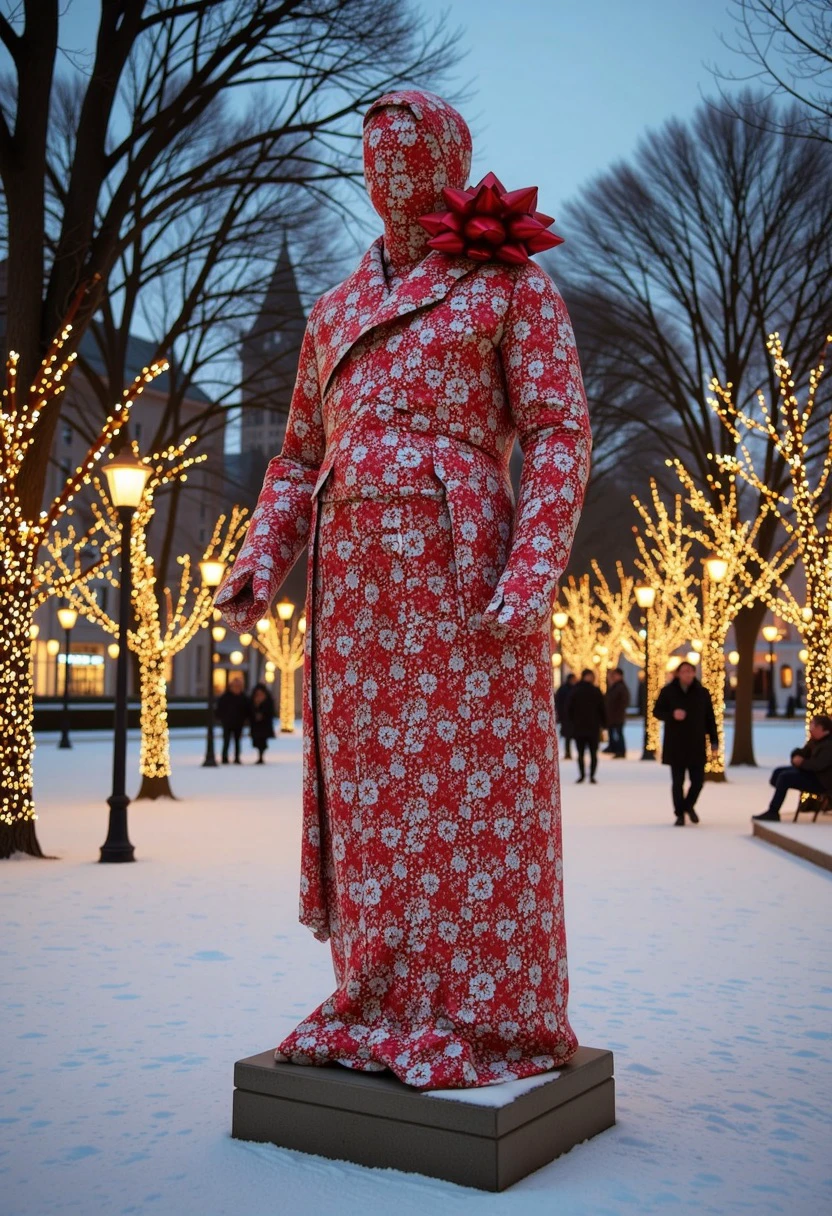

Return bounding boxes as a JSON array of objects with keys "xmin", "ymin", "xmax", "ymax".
[
  {"xmin": 568, "ymin": 670, "xmax": 606, "ymax": 783},
  {"xmin": 215, "ymin": 677, "xmax": 276, "ymax": 764},
  {"xmin": 555, "ymin": 668, "xmax": 630, "ymax": 780}
]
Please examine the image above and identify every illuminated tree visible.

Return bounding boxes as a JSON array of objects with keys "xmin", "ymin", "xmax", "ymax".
[
  {"xmin": 557, "ymin": 575, "xmax": 608, "ymax": 689},
  {"xmin": 711, "ymin": 332, "xmax": 832, "ymax": 725},
  {"xmin": 555, "ymin": 564, "xmax": 633, "ymax": 692},
  {"xmin": 592, "ymin": 561, "xmax": 636, "ymax": 680},
  {"xmin": 628, "ymin": 487, "xmax": 700, "ymax": 757},
  {"xmin": 0, "ymin": 320, "xmax": 164, "ymax": 859},
  {"xmin": 58, "ymin": 442, "xmax": 247, "ymax": 799},
  {"xmin": 252, "ymin": 602, "xmax": 306, "ymax": 734},
  {"xmin": 668, "ymin": 458, "xmax": 795, "ymax": 777}
]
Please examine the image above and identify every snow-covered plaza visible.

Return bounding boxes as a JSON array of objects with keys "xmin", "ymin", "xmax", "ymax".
[{"xmin": 3, "ymin": 719, "xmax": 831, "ymax": 1216}]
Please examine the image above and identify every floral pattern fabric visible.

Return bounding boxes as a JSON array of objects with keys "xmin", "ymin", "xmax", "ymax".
[{"xmin": 215, "ymin": 90, "xmax": 592, "ymax": 1089}]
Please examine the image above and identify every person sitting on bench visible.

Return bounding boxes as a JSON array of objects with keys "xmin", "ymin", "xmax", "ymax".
[{"xmin": 753, "ymin": 714, "xmax": 832, "ymax": 822}]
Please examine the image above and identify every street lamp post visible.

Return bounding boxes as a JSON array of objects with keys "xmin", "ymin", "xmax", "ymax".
[
  {"xmin": 45, "ymin": 637, "xmax": 61, "ymax": 696},
  {"xmin": 254, "ymin": 617, "xmax": 269, "ymax": 683},
  {"xmin": 634, "ymin": 585, "xmax": 657, "ymax": 760},
  {"xmin": 552, "ymin": 610, "xmax": 568, "ymax": 687},
  {"xmin": 56, "ymin": 604, "xmax": 77, "ymax": 749},
  {"xmin": 99, "ymin": 452, "xmax": 151, "ymax": 863},
  {"xmin": 199, "ymin": 559, "xmax": 227, "ymax": 768},
  {"xmin": 277, "ymin": 600, "xmax": 296, "ymax": 732},
  {"xmin": 762, "ymin": 624, "xmax": 779, "ymax": 718}
]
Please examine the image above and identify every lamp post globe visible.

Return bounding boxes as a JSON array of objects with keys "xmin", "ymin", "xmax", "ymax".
[
  {"xmin": 100, "ymin": 451, "xmax": 151, "ymax": 864},
  {"xmin": 703, "ymin": 555, "xmax": 729, "ymax": 584},
  {"xmin": 56, "ymin": 604, "xmax": 77, "ymax": 749},
  {"xmin": 198, "ymin": 558, "xmax": 226, "ymax": 768}
]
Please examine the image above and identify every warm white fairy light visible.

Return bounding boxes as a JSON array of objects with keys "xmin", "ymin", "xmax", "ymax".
[
  {"xmin": 627, "ymin": 488, "xmax": 698, "ymax": 757},
  {"xmin": 54, "ymin": 438, "xmax": 247, "ymax": 797},
  {"xmin": 0, "ymin": 316, "xmax": 166, "ymax": 851},
  {"xmin": 710, "ymin": 332, "xmax": 832, "ymax": 727},
  {"xmin": 555, "ymin": 565, "xmax": 632, "ymax": 693},
  {"xmin": 251, "ymin": 603, "xmax": 306, "ymax": 732},
  {"xmin": 660, "ymin": 459, "xmax": 793, "ymax": 778}
]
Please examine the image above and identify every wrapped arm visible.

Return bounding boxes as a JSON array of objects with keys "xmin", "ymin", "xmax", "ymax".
[
  {"xmin": 214, "ymin": 302, "xmax": 326, "ymax": 631},
  {"xmin": 487, "ymin": 265, "xmax": 591, "ymax": 633}
]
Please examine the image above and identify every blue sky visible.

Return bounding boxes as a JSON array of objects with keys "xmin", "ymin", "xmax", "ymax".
[
  {"xmin": 57, "ymin": 0, "xmax": 740, "ymax": 222},
  {"xmin": 421, "ymin": 0, "xmax": 738, "ymax": 218}
]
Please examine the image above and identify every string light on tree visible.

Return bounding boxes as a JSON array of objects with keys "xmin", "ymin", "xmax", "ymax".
[
  {"xmin": 0, "ymin": 306, "xmax": 166, "ymax": 858},
  {"xmin": 555, "ymin": 567, "xmax": 631, "ymax": 694},
  {"xmin": 54, "ymin": 439, "xmax": 247, "ymax": 799},
  {"xmin": 710, "ymin": 332, "xmax": 832, "ymax": 726},
  {"xmin": 627, "ymin": 487, "xmax": 697, "ymax": 757},
  {"xmin": 664, "ymin": 457, "xmax": 793, "ymax": 778},
  {"xmin": 251, "ymin": 600, "xmax": 306, "ymax": 732}
]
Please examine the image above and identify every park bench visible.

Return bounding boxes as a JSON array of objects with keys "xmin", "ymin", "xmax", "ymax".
[{"xmin": 794, "ymin": 793, "xmax": 832, "ymax": 822}]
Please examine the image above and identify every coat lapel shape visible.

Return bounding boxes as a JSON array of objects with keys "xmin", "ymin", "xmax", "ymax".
[{"xmin": 317, "ymin": 238, "xmax": 477, "ymax": 399}]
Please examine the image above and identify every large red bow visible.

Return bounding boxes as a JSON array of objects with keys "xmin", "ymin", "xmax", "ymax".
[{"xmin": 418, "ymin": 172, "xmax": 563, "ymax": 265}]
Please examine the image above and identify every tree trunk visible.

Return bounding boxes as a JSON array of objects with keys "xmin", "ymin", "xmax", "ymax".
[
  {"xmin": 279, "ymin": 665, "xmax": 297, "ymax": 733},
  {"xmin": 703, "ymin": 641, "xmax": 727, "ymax": 782},
  {"xmin": 803, "ymin": 609, "xmax": 832, "ymax": 728},
  {"xmin": 135, "ymin": 652, "xmax": 175, "ymax": 799},
  {"xmin": 0, "ymin": 576, "xmax": 47, "ymax": 858},
  {"xmin": 730, "ymin": 601, "xmax": 766, "ymax": 766},
  {"xmin": 645, "ymin": 653, "xmax": 663, "ymax": 757}
]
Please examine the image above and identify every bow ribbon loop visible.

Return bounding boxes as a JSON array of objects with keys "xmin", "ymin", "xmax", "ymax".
[{"xmin": 418, "ymin": 172, "xmax": 563, "ymax": 265}]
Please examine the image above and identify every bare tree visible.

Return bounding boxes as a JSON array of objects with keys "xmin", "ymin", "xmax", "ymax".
[
  {"xmin": 0, "ymin": 0, "xmax": 459, "ymax": 524},
  {"xmin": 557, "ymin": 93, "xmax": 832, "ymax": 764},
  {"xmin": 713, "ymin": 0, "xmax": 832, "ymax": 144},
  {"xmin": 0, "ymin": 0, "xmax": 460, "ymax": 857}
]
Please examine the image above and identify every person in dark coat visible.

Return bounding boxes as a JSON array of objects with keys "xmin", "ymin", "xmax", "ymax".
[
  {"xmin": 249, "ymin": 682, "xmax": 276, "ymax": 764},
  {"xmin": 753, "ymin": 714, "xmax": 832, "ymax": 821},
  {"xmin": 653, "ymin": 661, "xmax": 718, "ymax": 825},
  {"xmin": 216, "ymin": 675, "xmax": 250, "ymax": 764},
  {"xmin": 603, "ymin": 668, "xmax": 630, "ymax": 758},
  {"xmin": 569, "ymin": 669, "xmax": 606, "ymax": 784},
  {"xmin": 554, "ymin": 672, "xmax": 577, "ymax": 759}
]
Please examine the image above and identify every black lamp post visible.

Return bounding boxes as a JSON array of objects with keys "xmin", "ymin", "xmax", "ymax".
[
  {"xmin": 99, "ymin": 453, "xmax": 150, "ymax": 864},
  {"xmin": 635, "ymin": 584, "xmax": 656, "ymax": 760},
  {"xmin": 199, "ymin": 560, "xmax": 226, "ymax": 768},
  {"xmin": 552, "ymin": 610, "xmax": 568, "ymax": 688},
  {"xmin": 56, "ymin": 603, "xmax": 77, "ymax": 749},
  {"xmin": 763, "ymin": 624, "xmax": 779, "ymax": 718}
]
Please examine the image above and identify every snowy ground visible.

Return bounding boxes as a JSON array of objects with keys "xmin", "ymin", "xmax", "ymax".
[{"xmin": 2, "ymin": 719, "xmax": 831, "ymax": 1216}]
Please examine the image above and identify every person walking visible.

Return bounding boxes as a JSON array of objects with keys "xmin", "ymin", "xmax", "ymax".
[
  {"xmin": 554, "ymin": 672, "xmax": 577, "ymax": 760},
  {"xmin": 752, "ymin": 714, "xmax": 832, "ymax": 822},
  {"xmin": 216, "ymin": 675, "xmax": 250, "ymax": 765},
  {"xmin": 653, "ymin": 661, "xmax": 718, "ymax": 825},
  {"xmin": 569, "ymin": 669, "xmax": 606, "ymax": 784},
  {"xmin": 603, "ymin": 668, "xmax": 630, "ymax": 758},
  {"xmin": 249, "ymin": 683, "xmax": 276, "ymax": 764}
]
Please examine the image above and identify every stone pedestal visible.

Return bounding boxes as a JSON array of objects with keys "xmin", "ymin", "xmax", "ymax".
[{"xmin": 232, "ymin": 1045, "xmax": 615, "ymax": 1191}]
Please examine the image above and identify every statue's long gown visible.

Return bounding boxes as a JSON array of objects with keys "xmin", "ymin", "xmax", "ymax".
[{"xmin": 216, "ymin": 91, "xmax": 592, "ymax": 1089}]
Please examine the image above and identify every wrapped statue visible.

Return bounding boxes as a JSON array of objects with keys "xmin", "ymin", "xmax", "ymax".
[{"xmin": 216, "ymin": 90, "xmax": 592, "ymax": 1089}]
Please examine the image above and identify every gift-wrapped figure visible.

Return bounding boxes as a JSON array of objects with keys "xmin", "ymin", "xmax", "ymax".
[{"xmin": 216, "ymin": 90, "xmax": 592, "ymax": 1089}]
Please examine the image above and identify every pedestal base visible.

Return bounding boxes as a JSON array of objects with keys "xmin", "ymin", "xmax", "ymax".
[{"xmin": 232, "ymin": 1045, "xmax": 615, "ymax": 1191}]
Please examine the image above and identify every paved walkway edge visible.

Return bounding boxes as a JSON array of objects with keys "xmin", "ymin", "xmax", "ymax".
[{"xmin": 752, "ymin": 821, "xmax": 832, "ymax": 874}]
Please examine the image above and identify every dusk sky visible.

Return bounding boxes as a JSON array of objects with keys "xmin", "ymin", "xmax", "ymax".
[
  {"xmin": 59, "ymin": 0, "xmax": 743, "ymax": 226},
  {"xmin": 421, "ymin": 0, "xmax": 740, "ymax": 219}
]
